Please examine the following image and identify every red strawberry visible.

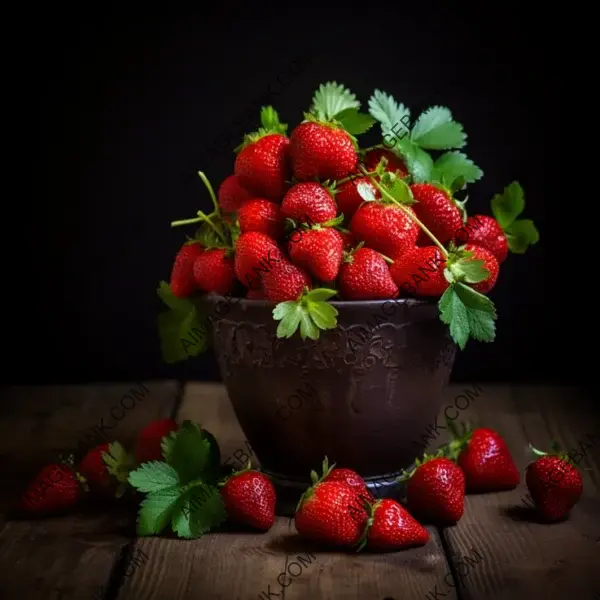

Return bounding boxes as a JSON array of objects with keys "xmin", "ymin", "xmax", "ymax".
[
  {"xmin": 170, "ymin": 242, "xmax": 204, "ymax": 298},
  {"xmin": 325, "ymin": 468, "xmax": 372, "ymax": 502},
  {"xmin": 526, "ymin": 448, "xmax": 583, "ymax": 522},
  {"xmin": 261, "ymin": 259, "xmax": 312, "ymax": 303},
  {"xmin": 235, "ymin": 133, "xmax": 290, "ymax": 201},
  {"xmin": 288, "ymin": 226, "xmax": 344, "ymax": 282},
  {"xmin": 238, "ymin": 199, "xmax": 284, "ymax": 239},
  {"xmin": 335, "ymin": 178, "xmax": 378, "ymax": 219},
  {"xmin": 339, "ymin": 247, "xmax": 398, "ymax": 300},
  {"xmin": 246, "ymin": 288, "xmax": 265, "ymax": 299},
  {"xmin": 290, "ymin": 121, "xmax": 357, "ymax": 181},
  {"xmin": 456, "ymin": 215, "xmax": 508, "ymax": 264},
  {"xmin": 79, "ymin": 443, "xmax": 112, "ymax": 490},
  {"xmin": 339, "ymin": 230, "xmax": 356, "ymax": 251},
  {"xmin": 135, "ymin": 419, "xmax": 179, "ymax": 464},
  {"xmin": 404, "ymin": 454, "xmax": 465, "ymax": 525},
  {"xmin": 410, "ymin": 184, "xmax": 463, "ymax": 245},
  {"xmin": 462, "ymin": 244, "xmax": 499, "ymax": 294},
  {"xmin": 448, "ymin": 426, "xmax": 519, "ymax": 492},
  {"xmin": 363, "ymin": 498, "xmax": 429, "ymax": 551},
  {"xmin": 281, "ymin": 182, "xmax": 337, "ymax": 225},
  {"xmin": 220, "ymin": 468, "xmax": 276, "ymax": 530},
  {"xmin": 390, "ymin": 246, "xmax": 448, "ymax": 297},
  {"xmin": 234, "ymin": 231, "xmax": 285, "ymax": 290},
  {"xmin": 18, "ymin": 462, "xmax": 84, "ymax": 515},
  {"xmin": 192, "ymin": 249, "xmax": 235, "ymax": 296},
  {"xmin": 350, "ymin": 202, "xmax": 419, "ymax": 258},
  {"xmin": 363, "ymin": 148, "xmax": 408, "ymax": 178},
  {"xmin": 218, "ymin": 175, "xmax": 253, "ymax": 214}
]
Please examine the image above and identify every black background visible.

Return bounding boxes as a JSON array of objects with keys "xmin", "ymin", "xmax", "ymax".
[{"xmin": 10, "ymin": 5, "xmax": 577, "ymax": 385}]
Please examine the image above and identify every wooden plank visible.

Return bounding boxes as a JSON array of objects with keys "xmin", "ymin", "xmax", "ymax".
[{"xmin": 0, "ymin": 381, "xmax": 181, "ymax": 600}]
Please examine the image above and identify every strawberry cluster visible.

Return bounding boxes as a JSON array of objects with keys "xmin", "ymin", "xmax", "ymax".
[{"xmin": 160, "ymin": 83, "xmax": 539, "ymax": 353}]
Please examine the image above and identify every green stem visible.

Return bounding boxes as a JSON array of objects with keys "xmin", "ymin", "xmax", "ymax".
[
  {"xmin": 197, "ymin": 171, "xmax": 220, "ymax": 216},
  {"xmin": 172, "ymin": 211, "xmax": 228, "ymax": 245},
  {"xmin": 358, "ymin": 165, "xmax": 449, "ymax": 258}
]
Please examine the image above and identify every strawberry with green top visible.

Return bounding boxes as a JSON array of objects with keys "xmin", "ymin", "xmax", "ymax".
[
  {"xmin": 338, "ymin": 245, "xmax": 398, "ymax": 300},
  {"xmin": 80, "ymin": 441, "xmax": 136, "ymax": 497}
]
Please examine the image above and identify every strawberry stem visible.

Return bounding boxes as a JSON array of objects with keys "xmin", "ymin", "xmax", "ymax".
[
  {"xmin": 197, "ymin": 171, "xmax": 220, "ymax": 216},
  {"xmin": 171, "ymin": 211, "xmax": 228, "ymax": 245}
]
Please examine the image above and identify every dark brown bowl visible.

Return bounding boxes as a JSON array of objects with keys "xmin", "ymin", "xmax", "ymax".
[{"xmin": 199, "ymin": 295, "xmax": 456, "ymax": 515}]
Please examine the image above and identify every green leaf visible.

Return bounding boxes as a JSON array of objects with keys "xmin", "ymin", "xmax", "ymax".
[
  {"xmin": 128, "ymin": 462, "xmax": 180, "ymax": 494},
  {"xmin": 396, "ymin": 138, "xmax": 434, "ymax": 183},
  {"xmin": 136, "ymin": 485, "xmax": 182, "ymax": 536},
  {"xmin": 194, "ymin": 222, "xmax": 228, "ymax": 249},
  {"xmin": 167, "ymin": 421, "xmax": 212, "ymax": 485},
  {"xmin": 380, "ymin": 172, "xmax": 415, "ymax": 205},
  {"xmin": 505, "ymin": 219, "xmax": 540, "ymax": 253},
  {"xmin": 410, "ymin": 106, "xmax": 467, "ymax": 150},
  {"xmin": 310, "ymin": 82, "xmax": 360, "ymax": 122},
  {"xmin": 367, "ymin": 89, "xmax": 411, "ymax": 146},
  {"xmin": 439, "ymin": 286, "xmax": 470, "ymax": 349},
  {"xmin": 260, "ymin": 106, "xmax": 287, "ymax": 134},
  {"xmin": 304, "ymin": 288, "xmax": 338, "ymax": 302},
  {"xmin": 431, "ymin": 151, "xmax": 483, "ymax": 188},
  {"xmin": 161, "ymin": 430, "xmax": 178, "ymax": 462},
  {"xmin": 299, "ymin": 311, "xmax": 320, "ymax": 340},
  {"xmin": 102, "ymin": 441, "xmax": 136, "ymax": 484},
  {"xmin": 447, "ymin": 255, "xmax": 489, "ymax": 284},
  {"xmin": 171, "ymin": 483, "xmax": 227, "ymax": 539},
  {"xmin": 334, "ymin": 107, "xmax": 376, "ymax": 135},
  {"xmin": 276, "ymin": 304, "xmax": 303, "ymax": 339},
  {"xmin": 272, "ymin": 301, "xmax": 297, "ymax": 320},
  {"xmin": 157, "ymin": 281, "xmax": 190, "ymax": 313},
  {"xmin": 306, "ymin": 301, "xmax": 338, "ymax": 330},
  {"xmin": 454, "ymin": 282, "xmax": 496, "ymax": 315},
  {"xmin": 356, "ymin": 180, "xmax": 377, "ymax": 201},
  {"xmin": 491, "ymin": 181, "xmax": 525, "ymax": 229}
]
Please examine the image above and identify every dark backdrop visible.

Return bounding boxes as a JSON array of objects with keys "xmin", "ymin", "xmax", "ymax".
[{"xmin": 10, "ymin": 5, "xmax": 576, "ymax": 385}]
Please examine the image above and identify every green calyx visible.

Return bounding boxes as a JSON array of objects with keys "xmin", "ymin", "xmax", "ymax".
[
  {"xmin": 396, "ymin": 449, "xmax": 445, "ymax": 482},
  {"xmin": 296, "ymin": 456, "xmax": 336, "ymax": 513},
  {"xmin": 529, "ymin": 442, "xmax": 574, "ymax": 467},
  {"xmin": 218, "ymin": 459, "xmax": 253, "ymax": 487},
  {"xmin": 444, "ymin": 420, "xmax": 474, "ymax": 461},
  {"xmin": 234, "ymin": 106, "xmax": 288, "ymax": 153},
  {"xmin": 444, "ymin": 245, "xmax": 490, "ymax": 286},
  {"xmin": 342, "ymin": 241, "xmax": 365, "ymax": 264},
  {"xmin": 355, "ymin": 498, "xmax": 379, "ymax": 552}
]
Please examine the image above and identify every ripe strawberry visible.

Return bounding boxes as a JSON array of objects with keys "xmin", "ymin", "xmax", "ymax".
[
  {"xmin": 338, "ymin": 247, "xmax": 398, "ymax": 300},
  {"xmin": 390, "ymin": 246, "xmax": 448, "ymax": 297},
  {"xmin": 404, "ymin": 454, "xmax": 465, "ymax": 525},
  {"xmin": 362, "ymin": 498, "xmax": 429, "ymax": 551},
  {"xmin": 79, "ymin": 443, "xmax": 112, "ymax": 490},
  {"xmin": 238, "ymin": 199, "xmax": 284, "ymax": 239},
  {"xmin": 363, "ymin": 148, "xmax": 408, "ymax": 178},
  {"xmin": 234, "ymin": 231, "xmax": 284, "ymax": 290},
  {"xmin": 290, "ymin": 120, "xmax": 357, "ymax": 181},
  {"xmin": 261, "ymin": 259, "xmax": 312, "ymax": 303},
  {"xmin": 218, "ymin": 175, "xmax": 253, "ymax": 214},
  {"xmin": 220, "ymin": 468, "xmax": 276, "ymax": 530},
  {"xmin": 447, "ymin": 425, "xmax": 519, "ymax": 492},
  {"xmin": 462, "ymin": 244, "xmax": 499, "ymax": 294},
  {"xmin": 350, "ymin": 202, "xmax": 419, "ymax": 258},
  {"xmin": 19, "ymin": 462, "xmax": 84, "ymax": 515},
  {"xmin": 135, "ymin": 419, "xmax": 179, "ymax": 464},
  {"xmin": 170, "ymin": 242, "xmax": 204, "ymax": 298},
  {"xmin": 288, "ymin": 226, "xmax": 344, "ymax": 282},
  {"xmin": 281, "ymin": 182, "xmax": 337, "ymax": 225},
  {"xmin": 325, "ymin": 468, "xmax": 372, "ymax": 502},
  {"xmin": 410, "ymin": 184, "xmax": 463, "ymax": 245},
  {"xmin": 235, "ymin": 133, "xmax": 290, "ymax": 201},
  {"xmin": 526, "ymin": 448, "xmax": 583, "ymax": 522},
  {"xmin": 192, "ymin": 249, "xmax": 235, "ymax": 296},
  {"xmin": 456, "ymin": 215, "xmax": 508, "ymax": 264},
  {"xmin": 335, "ymin": 178, "xmax": 378, "ymax": 219}
]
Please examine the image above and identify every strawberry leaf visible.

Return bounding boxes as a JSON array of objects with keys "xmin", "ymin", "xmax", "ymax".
[
  {"xmin": 275, "ymin": 303, "xmax": 304, "ymax": 339},
  {"xmin": 306, "ymin": 301, "xmax": 338, "ymax": 330},
  {"xmin": 505, "ymin": 219, "xmax": 540, "ymax": 253},
  {"xmin": 171, "ymin": 483, "xmax": 227, "ymax": 539},
  {"xmin": 356, "ymin": 180, "xmax": 377, "ymax": 202},
  {"xmin": 299, "ymin": 311, "xmax": 320, "ymax": 340},
  {"xmin": 395, "ymin": 138, "xmax": 434, "ymax": 183},
  {"xmin": 167, "ymin": 421, "xmax": 212, "ymax": 485},
  {"xmin": 446, "ymin": 249, "xmax": 490, "ymax": 284},
  {"xmin": 259, "ymin": 106, "xmax": 287, "ymax": 134},
  {"xmin": 102, "ymin": 441, "xmax": 136, "ymax": 484},
  {"xmin": 491, "ymin": 181, "xmax": 525, "ymax": 229},
  {"xmin": 410, "ymin": 106, "xmax": 467, "ymax": 150},
  {"xmin": 367, "ymin": 89, "xmax": 411, "ymax": 145},
  {"xmin": 136, "ymin": 485, "xmax": 182, "ymax": 536},
  {"xmin": 431, "ymin": 151, "xmax": 483, "ymax": 188},
  {"xmin": 379, "ymin": 172, "xmax": 416, "ymax": 205},
  {"xmin": 334, "ymin": 107, "xmax": 376, "ymax": 135},
  {"xmin": 128, "ymin": 461, "xmax": 180, "ymax": 494},
  {"xmin": 310, "ymin": 82, "xmax": 360, "ymax": 122},
  {"xmin": 304, "ymin": 288, "xmax": 338, "ymax": 302}
]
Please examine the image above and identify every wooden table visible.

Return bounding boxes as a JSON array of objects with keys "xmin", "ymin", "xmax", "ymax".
[{"xmin": 0, "ymin": 383, "xmax": 598, "ymax": 599}]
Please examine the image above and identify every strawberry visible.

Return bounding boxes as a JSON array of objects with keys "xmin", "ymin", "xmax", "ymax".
[
  {"xmin": 238, "ymin": 198, "xmax": 284, "ymax": 239},
  {"xmin": 288, "ymin": 226, "xmax": 344, "ymax": 282},
  {"xmin": 19, "ymin": 462, "xmax": 84, "ymax": 515},
  {"xmin": 79, "ymin": 443, "xmax": 112, "ymax": 490},
  {"xmin": 135, "ymin": 419, "xmax": 179, "ymax": 464},
  {"xmin": 192, "ymin": 249, "xmax": 235, "ymax": 296},
  {"xmin": 220, "ymin": 466, "xmax": 276, "ymax": 530},
  {"xmin": 261, "ymin": 259, "xmax": 312, "ymax": 303},
  {"xmin": 390, "ymin": 246, "xmax": 448, "ymax": 297},
  {"xmin": 218, "ymin": 175, "xmax": 253, "ymax": 214},
  {"xmin": 361, "ymin": 498, "xmax": 429, "ymax": 551},
  {"xmin": 281, "ymin": 182, "xmax": 337, "ymax": 225},
  {"xmin": 350, "ymin": 202, "xmax": 419, "ymax": 258},
  {"xmin": 410, "ymin": 184, "xmax": 463, "ymax": 245},
  {"xmin": 525, "ymin": 445, "xmax": 584, "ymax": 522},
  {"xmin": 456, "ymin": 215, "xmax": 508, "ymax": 264},
  {"xmin": 324, "ymin": 468, "xmax": 372, "ymax": 503},
  {"xmin": 462, "ymin": 244, "xmax": 499, "ymax": 294},
  {"xmin": 447, "ymin": 425, "xmax": 519, "ymax": 492},
  {"xmin": 169, "ymin": 242, "xmax": 204, "ymax": 298},
  {"xmin": 290, "ymin": 120, "xmax": 357, "ymax": 181},
  {"xmin": 363, "ymin": 148, "xmax": 408, "ymax": 178},
  {"xmin": 403, "ymin": 454, "xmax": 465, "ymax": 525},
  {"xmin": 338, "ymin": 247, "xmax": 398, "ymax": 301},
  {"xmin": 335, "ymin": 178, "xmax": 378, "ymax": 219},
  {"xmin": 79, "ymin": 442, "xmax": 135, "ymax": 497},
  {"xmin": 339, "ymin": 230, "xmax": 356, "ymax": 251},
  {"xmin": 234, "ymin": 231, "xmax": 284, "ymax": 290}
]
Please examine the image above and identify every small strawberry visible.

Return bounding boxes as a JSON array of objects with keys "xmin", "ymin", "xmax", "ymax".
[
  {"xmin": 261, "ymin": 259, "xmax": 312, "ymax": 303},
  {"xmin": 169, "ymin": 242, "xmax": 204, "ymax": 298},
  {"xmin": 350, "ymin": 202, "xmax": 419, "ymax": 258},
  {"xmin": 281, "ymin": 182, "xmax": 338, "ymax": 225},
  {"xmin": 335, "ymin": 178, "xmax": 378, "ymax": 219},
  {"xmin": 363, "ymin": 148, "xmax": 408, "ymax": 178},
  {"xmin": 338, "ymin": 246, "xmax": 398, "ymax": 300},
  {"xmin": 220, "ymin": 464, "xmax": 276, "ymax": 530},
  {"xmin": 192, "ymin": 248, "xmax": 235, "ymax": 296},
  {"xmin": 360, "ymin": 498, "xmax": 429, "ymax": 551},
  {"xmin": 325, "ymin": 468, "xmax": 372, "ymax": 503},
  {"xmin": 79, "ymin": 442, "xmax": 136, "ymax": 497},
  {"xmin": 288, "ymin": 226, "xmax": 344, "ymax": 282},
  {"xmin": 410, "ymin": 183, "xmax": 464, "ymax": 245},
  {"xmin": 218, "ymin": 175, "xmax": 253, "ymax": 214},
  {"xmin": 79, "ymin": 443, "xmax": 112, "ymax": 490},
  {"xmin": 234, "ymin": 107, "xmax": 290, "ymax": 201},
  {"xmin": 390, "ymin": 246, "xmax": 448, "ymax": 297},
  {"xmin": 234, "ymin": 231, "xmax": 285, "ymax": 290},
  {"xmin": 403, "ymin": 453, "xmax": 465, "ymax": 525},
  {"xmin": 525, "ymin": 444, "xmax": 583, "ymax": 522},
  {"xmin": 456, "ymin": 215, "xmax": 508, "ymax": 264},
  {"xmin": 462, "ymin": 244, "xmax": 499, "ymax": 294},
  {"xmin": 238, "ymin": 198, "xmax": 284, "ymax": 239},
  {"xmin": 135, "ymin": 419, "xmax": 179, "ymax": 464}
]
